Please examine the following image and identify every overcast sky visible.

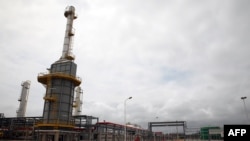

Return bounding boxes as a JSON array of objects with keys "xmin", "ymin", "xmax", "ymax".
[{"xmin": 1, "ymin": 0, "xmax": 250, "ymax": 131}]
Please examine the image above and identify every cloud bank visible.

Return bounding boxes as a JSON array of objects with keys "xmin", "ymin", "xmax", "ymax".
[{"xmin": 0, "ymin": 0, "xmax": 250, "ymax": 130}]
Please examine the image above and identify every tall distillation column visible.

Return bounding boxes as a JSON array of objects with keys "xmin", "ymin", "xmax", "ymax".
[
  {"xmin": 16, "ymin": 80, "xmax": 31, "ymax": 117},
  {"xmin": 73, "ymin": 86, "xmax": 83, "ymax": 116},
  {"xmin": 37, "ymin": 6, "xmax": 81, "ymax": 130}
]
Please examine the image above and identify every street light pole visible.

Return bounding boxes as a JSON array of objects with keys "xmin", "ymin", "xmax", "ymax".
[
  {"xmin": 241, "ymin": 96, "xmax": 249, "ymax": 124},
  {"xmin": 124, "ymin": 96, "xmax": 132, "ymax": 141}
]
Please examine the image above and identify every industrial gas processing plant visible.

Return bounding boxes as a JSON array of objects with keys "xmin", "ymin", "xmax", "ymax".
[{"xmin": 0, "ymin": 6, "xmax": 223, "ymax": 141}]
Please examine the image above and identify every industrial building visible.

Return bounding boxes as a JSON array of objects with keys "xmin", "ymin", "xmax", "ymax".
[{"xmin": 0, "ymin": 6, "xmax": 223, "ymax": 141}]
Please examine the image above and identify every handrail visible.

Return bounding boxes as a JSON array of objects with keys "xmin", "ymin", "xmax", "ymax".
[
  {"xmin": 35, "ymin": 119, "xmax": 75, "ymax": 127},
  {"xmin": 38, "ymin": 72, "xmax": 82, "ymax": 82}
]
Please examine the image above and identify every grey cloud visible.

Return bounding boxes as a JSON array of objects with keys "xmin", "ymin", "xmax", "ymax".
[{"xmin": 0, "ymin": 0, "xmax": 250, "ymax": 130}]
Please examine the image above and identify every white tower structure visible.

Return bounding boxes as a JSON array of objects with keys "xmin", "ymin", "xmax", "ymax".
[
  {"xmin": 74, "ymin": 86, "xmax": 83, "ymax": 116},
  {"xmin": 16, "ymin": 80, "xmax": 31, "ymax": 117},
  {"xmin": 60, "ymin": 6, "xmax": 77, "ymax": 60}
]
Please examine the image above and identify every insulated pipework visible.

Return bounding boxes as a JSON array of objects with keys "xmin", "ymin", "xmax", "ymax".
[{"xmin": 61, "ymin": 6, "xmax": 77, "ymax": 60}]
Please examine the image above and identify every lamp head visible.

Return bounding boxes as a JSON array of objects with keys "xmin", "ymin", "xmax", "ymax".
[{"xmin": 241, "ymin": 96, "xmax": 247, "ymax": 100}]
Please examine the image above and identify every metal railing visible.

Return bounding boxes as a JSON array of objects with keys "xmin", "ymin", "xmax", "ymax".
[{"xmin": 38, "ymin": 72, "xmax": 82, "ymax": 83}]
